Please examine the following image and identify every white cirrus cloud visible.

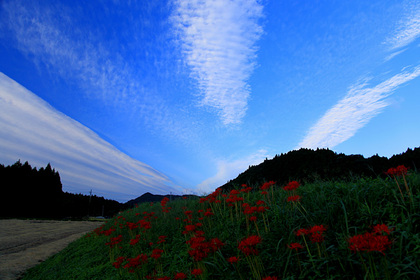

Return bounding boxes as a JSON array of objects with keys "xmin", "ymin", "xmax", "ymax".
[
  {"xmin": 385, "ymin": 0, "xmax": 420, "ymax": 51},
  {"xmin": 298, "ymin": 66, "xmax": 420, "ymax": 149},
  {"xmin": 0, "ymin": 73, "xmax": 182, "ymax": 202},
  {"xmin": 195, "ymin": 149, "xmax": 268, "ymax": 194},
  {"xmin": 0, "ymin": 1, "xmax": 194, "ymax": 142},
  {"xmin": 171, "ymin": 0, "xmax": 264, "ymax": 124}
]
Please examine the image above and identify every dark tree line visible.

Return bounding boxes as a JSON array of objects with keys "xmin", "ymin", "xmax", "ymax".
[
  {"xmin": 0, "ymin": 160, "xmax": 123, "ymax": 219},
  {"xmin": 220, "ymin": 147, "xmax": 420, "ymax": 192}
]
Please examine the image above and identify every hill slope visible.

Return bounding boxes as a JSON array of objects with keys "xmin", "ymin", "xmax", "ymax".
[{"xmin": 220, "ymin": 147, "xmax": 420, "ymax": 191}]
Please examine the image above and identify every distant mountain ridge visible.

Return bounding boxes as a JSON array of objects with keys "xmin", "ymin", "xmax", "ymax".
[{"xmin": 220, "ymin": 147, "xmax": 420, "ymax": 192}]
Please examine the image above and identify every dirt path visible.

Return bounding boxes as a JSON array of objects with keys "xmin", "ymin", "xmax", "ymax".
[{"xmin": 0, "ymin": 219, "xmax": 104, "ymax": 280}]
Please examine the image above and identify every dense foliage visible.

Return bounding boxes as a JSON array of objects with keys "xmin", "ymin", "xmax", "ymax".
[
  {"xmin": 23, "ymin": 167, "xmax": 419, "ymax": 279},
  {"xmin": 221, "ymin": 147, "xmax": 420, "ymax": 192},
  {"xmin": 0, "ymin": 160, "xmax": 122, "ymax": 219}
]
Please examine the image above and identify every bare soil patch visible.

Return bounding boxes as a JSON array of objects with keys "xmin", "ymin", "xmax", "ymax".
[{"xmin": 0, "ymin": 219, "xmax": 103, "ymax": 280}]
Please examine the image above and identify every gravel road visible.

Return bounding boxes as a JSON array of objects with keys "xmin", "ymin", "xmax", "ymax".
[{"xmin": 0, "ymin": 219, "xmax": 103, "ymax": 280}]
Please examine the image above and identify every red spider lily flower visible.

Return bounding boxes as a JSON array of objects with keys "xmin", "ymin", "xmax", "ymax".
[
  {"xmin": 188, "ymin": 249, "xmax": 208, "ymax": 261},
  {"xmin": 348, "ymin": 232, "xmax": 392, "ymax": 255},
  {"xmin": 250, "ymin": 216, "xmax": 257, "ymax": 222},
  {"xmin": 93, "ymin": 225, "xmax": 105, "ymax": 236},
  {"xmin": 199, "ymin": 197, "xmax": 208, "ymax": 203},
  {"xmin": 230, "ymin": 189, "xmax": 240, "ymax": 195},
  {"xmin": 106, "ymin": 235, "xmax": 123, "ymax": 248},
  {"xmin": 157, "ymin": 277, "xmax": 170, "ymax": 280},
  {"xmin": 227, "ymin": 256, "xmax": 239, "ymax": 263},
  {"xmin": 241, "ymin": 184, "xmax": 247, "ymax": 187},
  {"xmin": 262, "ymin": 277, "xmax": 279, "ymax": 280},
  {"xmin": 191, "ymin": 268, "xmax": 203, "ymax": 276},
  {"xmin": 157, "ymin": 235, "xmax": 167, "ymax": 244},
  {"xmin": 194, "ymin": 230, "xmax": 205, "ymax": 237},
  {"xmin": 103, "ymin": 227, "xmax": 116, "ymax": 236},
  {"xmin": 187, "ymin": 238, "xmax": 210, "ymax": 261},
  {"xmin": 385, "ymin": 167, "xmax": 397, "ymax": 176},
  {"xmin": 241, "ymin": 186, "xmax": 252, "ymax": 193},
  {"xmin": 295, "ymin": 228, "xmax": 309, "ymax": 236},
  {"xmin": 257, "ymin": 206, "xmax": 268, "ymax": 213},
  {"xmin": 287, "ymin": 242, "xmax": 304, "ymax": 251},
  {"xmin": 151, "ymin": 248, "xmax": 164, "ymax": 260},
  {"xmin": 283, "ymin": 181, "xmax": 300, "ymax": 191},
  {"xmin": 160, "ymin": 197, "xmax": 169, "ymax": 207},
  {"xmin": 187, "ymin": 236, "xmax": 206, "ymax": 246},
  {"xmin": 309, "ymin": 225, "xmax": 327, "ymax": 243},
  {"xmin": 129, "ymin": 238, "xmax": 138, "ymax": 246},
  {"xmin": 238, "ymin": 235, "xmax": 262, "ymax": 256},
  {"xmin": 386, "ymin": 165, "xmax": 408, "ymax": 176},
  {"xmin": 261, "ymin": 191, "xmax": 268, "ymax": 195},
  {"xmin": 256, "ymin": 200, "xmax": 266, "ymax": 205},
  {"xmin": 372, "ymin": 224, "xmax": 392, "ymax": 235},
  {"xmin": 226, "ymin": 194, "xmax": 244, "ymax": 205},
  {"xmin": 137, "ymin": 219, "xmax": 151, "ymax": 229},
  {"xmin": 174, "ymin": 272, "xmax": 187, "ymax": 279},
  {"xmin": 368, "ymin": 235, "xmax": 391, "ymax": 254},
  {"xmin": 112, "ymin": 256, "xmax": 126, "ymax": 269},
  {"xmin": 210, "ymin": 238, "xmax": 225, "ymax": 251},
  {"xmin": 126, "ymin": 222, "xmax": 138, "ymax": 230},
  {"xmin": 287, "ymin": 195, "xmax": 302, "ymax": 202},
  {"xmin": 162, "ymin": 207, "xmax": 171, "ymax": 213},
  {"xmin": 261, "ymin": 181, "xmax": 276, "ymax": 190},
  {"xmin": 186, "ymin": 236, "xmax": 224, "ymax": 261},
  {"xmin": 123, "ymin": 254, "xmax": 148, "ymax": 273},
  {"xmin": 129, "ymin": 235, "xmax": 141, "ymax": 246},
  {"xmin": 348, "ymin": 233, "xmax": 369, "ymax": 252},
  {"xmin": 244, "ymin": 206, "xmax": 258, "ymax": 215},
  {"xmin": 185, "ymin": 224, "xmax": 196, "ymax": 232},
  {"xmin": 396, "ymin": 165, "xmax": 408, "ymax": 175},
  {"xmin": 204, "ymin": 210, "xmax": 214, "ymax": 217}
]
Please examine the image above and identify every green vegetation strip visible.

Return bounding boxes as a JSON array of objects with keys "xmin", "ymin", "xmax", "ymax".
[{"xmin": 23, "ymin": 168, "xmax": 420, "ymax": 279}]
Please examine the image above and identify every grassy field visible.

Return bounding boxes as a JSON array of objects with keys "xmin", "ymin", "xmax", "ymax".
[{"xmin": 23, "ymin": 166, "xmax": 419, "ymax": 279}]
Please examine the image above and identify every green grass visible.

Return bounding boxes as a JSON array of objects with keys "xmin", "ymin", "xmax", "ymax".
[{"xmin": 23, "ymin": 170, "xmax": 420, "ymax": 279}]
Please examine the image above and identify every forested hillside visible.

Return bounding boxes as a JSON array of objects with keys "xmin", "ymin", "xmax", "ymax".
[{"xmin": 221, "ymin": 147, "xmax": 420, "ymax": 191}]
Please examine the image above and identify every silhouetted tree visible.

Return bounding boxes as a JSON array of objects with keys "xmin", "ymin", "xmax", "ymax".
[{"xmin": 0, "ymin": 160, "xmax": 123, "ymax": 219}]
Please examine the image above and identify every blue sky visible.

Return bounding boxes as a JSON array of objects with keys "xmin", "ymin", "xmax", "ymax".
[{"xmin": 0, "ymin": 0, "xmax": 419, "ymax": 202}]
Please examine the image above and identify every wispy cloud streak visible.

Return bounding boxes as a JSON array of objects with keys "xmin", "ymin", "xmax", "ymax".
[
  {"xmin": 0, "ymin": 1, "xmax": 194, "ymax": 142},
  {"xmin": 0, "ymin": 73, "xmax": 181, "ymax": 202},
  {"xmin": 172, "ymin": 0, "xmax": 263, "ymax": 124},
  {"xmin": 385, "ymin": 1, "xmax": 420, "ymax": 50},
  {"xmin": 195, "ymin": 149, "xmax": 268, "ymax": 194},
  {"xmin": 299, "ymin": 66, "xmax": 420, "ymax": 149}
]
